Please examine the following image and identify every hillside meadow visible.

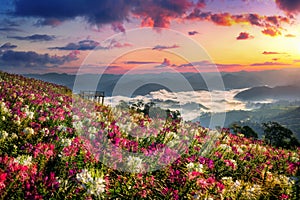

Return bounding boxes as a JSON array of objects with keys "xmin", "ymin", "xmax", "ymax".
[{"xmin": 0, "ymin": 71, "xmax": 299, "ymax": 199}]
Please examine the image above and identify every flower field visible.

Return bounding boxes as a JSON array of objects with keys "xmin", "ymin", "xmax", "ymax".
[{"xmin": 0, "ymin": 71, "xmax": 299, "ymax": 199}]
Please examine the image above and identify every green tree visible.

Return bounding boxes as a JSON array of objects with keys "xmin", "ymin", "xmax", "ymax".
[
  {"xmin": 229, "ymin": 123, "xmax": 258, "ymax": 139},
  {"xmin": 241, "ymin": 125, "xmax": 258, "ymax": 139},
  {"xmin": 130, "ymin": 100, "xmax": 181, "ymax": 120},
  {"xmin": 230, "ymin": 123, "xmax": 242, "ymax": 134},
  {"xmin": 262, "ymin": 121, "xmax": 299, "ymax": 149},
  {"xmin": 130, "ymin": 100, "xmax": 155, "ymax": 116}
]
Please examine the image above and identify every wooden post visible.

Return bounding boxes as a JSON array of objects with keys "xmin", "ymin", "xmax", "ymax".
[{"xmin": 80, "ymin": 90, "xmax": 105, "ymax": 104}]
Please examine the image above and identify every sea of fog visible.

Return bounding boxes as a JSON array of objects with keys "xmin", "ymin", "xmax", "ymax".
[{"xmin": 104, "ymin": 88, "xmax": 274, "ymax": 121}]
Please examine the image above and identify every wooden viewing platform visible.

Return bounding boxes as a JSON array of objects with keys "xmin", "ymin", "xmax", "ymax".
[{"xmin": 79, "ymin": 90, "xmax": 105, "ymax": 104}]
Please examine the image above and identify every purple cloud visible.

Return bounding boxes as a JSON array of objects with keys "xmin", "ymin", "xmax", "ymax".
[
  {"xmin": 236, "ymin": 32, "xmax": 254, "ymax": 40},
  {"xmin": 188, "ymin": 31, "xmax": 199, "ymax": 35},
  {"xmin": 152, "ymin": 44, "xmax": 179, "ymax": 51},
  {"xmin": 0, "ymin": 42, "xmax": 17, "ymax": 51},
  {"xmin": 8, "ymin": 34, "xmax": 56, "ymax": 42}
]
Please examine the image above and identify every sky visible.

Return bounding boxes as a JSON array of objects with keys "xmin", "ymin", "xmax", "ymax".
[{"xmin": 1, "ymin": 0, "xmax": 300, "ymax": 74}]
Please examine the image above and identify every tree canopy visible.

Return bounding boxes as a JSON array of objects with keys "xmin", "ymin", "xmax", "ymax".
[{"xmin": 263, "ymin": 121, "xmax": 299, "ymax": 149}]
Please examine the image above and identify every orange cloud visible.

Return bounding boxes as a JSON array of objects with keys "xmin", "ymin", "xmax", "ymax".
[
  {"xmin": 262, "ymin": 51, "xmax": 285, "ymax": 55},
  {"xmin": 186, "ymin": 9, "xmax": 290, "ymax": 37},
  {"xmin": 285, "ymin": 34, "xmax": 296, "ymax": 37},
  {"xmin": 262, "ymin": 27, "xmax": 281, "ymax": 37}
]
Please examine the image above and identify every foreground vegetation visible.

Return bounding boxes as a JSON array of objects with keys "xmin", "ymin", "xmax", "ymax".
[{"xmin": 0, "ymin": 71, "xmax": 299, "ymax": 199}]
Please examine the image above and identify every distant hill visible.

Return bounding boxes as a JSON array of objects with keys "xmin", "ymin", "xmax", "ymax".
[
  {"xmin": 234, "ymin": 85, "xmax": 300, "ymax": 101},
  {"xmin": 271, "ymin": 107, "xmax": 300, "ymax": 139},
  {"xmin": 195, "ymin": 100, "xmax": 300, "ymax": 140},
  {"xmin": 25, "ymin": 73, "xmax": 76, "ymax": 89},
  {"xmin": 221, "ymin": 73, "xmax": 263, "ymax": 89}
]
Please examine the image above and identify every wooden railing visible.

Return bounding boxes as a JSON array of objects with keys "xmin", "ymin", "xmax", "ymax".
[{"xmin": 79, "ymin": 90, "xmax": 105, "ymax": 104}]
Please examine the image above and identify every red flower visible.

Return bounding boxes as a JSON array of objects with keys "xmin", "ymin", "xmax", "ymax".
[{"xmin": 0, "ymin": 172, "xmax": 7, "ymax": 190}]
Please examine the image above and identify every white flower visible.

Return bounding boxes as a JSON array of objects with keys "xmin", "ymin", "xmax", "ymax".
[
  {"xmin": 195, "ymin": 164, "xmax": 204, "ymax": 173},
  {"xmin": 93, "ymin": 177, "xmax": 106, "ymax": 195},
  {"xmin": 186, "ymin": 162, "xmax": 194, "ymax": 170},
  {"xmin": 11, "ymin": 133, "xmax": 18, "ymax": 139},
  {"xmin": 237, "ymin": 146, "xmax": 243, "ymax": 154},
  {"xmin": 73, "ymin": 121, "xmax": 83, "ymax": 131},
  {"xmin": 76, "ymin": 169, "xmax": 106, "ymax": 196},
  {"xmin": 127, "ymin": 156, "xmax": 143, "ymax": 173},
  {"xmin": 40, "ymin": 128, "xmax": 50, "ymax": 136},
  {"xmin": 14, "ymin": 115, "xmax": 21, "ymax": 125},
  {"xmin": 14, "ymin": 155, "xmax": 32, "ymax": 166},
  {"xmin": 166, "ymin": 131, "xmax": 179, "ymax": 140},
  {"xmin": 164, "ymin": 131, "xmax": 179, "ymax": 144},
  {"xmin": 27, "ymin": 111, "xmax": 34, "ymax": 119},
  {"xmin": 58, "ymin": 96, "xmax": 64, "ymax": 102},
  {"xmin": 0, "ymin": 131, "xmax": 8, "ymax": 139},
  {"xmin": 61, "ymin": 138, "xmax": 72, "ymax": 147},
  {"xmin": 187, "ymin": 162, "xmax": 204, "ymax": 172},
  {"xmin": 248, "ymin": 184, "xmax": 261, "ymax": 193},
  {"xmin": 222, "ymin": 177, "xmax": 233, "ymax": 181},
  {"xmin": 73, "ymin": 115, "xmax": 80, "ymax": 121},
  {"xmin": 76, "ymin": 169, "xmax": 93, "ymax": 184},
  {"xmin": 88, "ymin": 126, "xmax": 98, "ymax": 134},
  {"xmin": 23, "ymin": 127, "xmax": 34, "ymax": 136},
  {"xmin": 89, "ymin": 133, "xmax": 95, "ymax": 140},
  {"xmin": 58, "ymin": 125, "xmax": 67, "ymax": 132},
  {"xmin": 0, "ymin": 101, "xmax": 9, "ymax": 113},
  {"xmin": 234, "ymin": 180, "xmax": 241, "ymax": 187}
]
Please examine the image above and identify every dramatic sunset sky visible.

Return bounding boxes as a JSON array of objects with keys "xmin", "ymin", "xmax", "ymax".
[{"xmin": 1, "ymin": 0, "xmax": 300, "ymax": 74}]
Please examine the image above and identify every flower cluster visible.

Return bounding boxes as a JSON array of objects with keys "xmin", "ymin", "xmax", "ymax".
[{"xmin": 0, "ymin": 71, "xmax": 299, "ymax": 199}]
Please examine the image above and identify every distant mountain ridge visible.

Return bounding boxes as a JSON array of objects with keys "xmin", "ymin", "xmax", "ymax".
[
  {"xmin": 24, "ymin": 69, "xmax": 300, "ymax": 96},
  {"xmin": 234, "ymin": 85, "xmax": 300, "ymax": 101}
]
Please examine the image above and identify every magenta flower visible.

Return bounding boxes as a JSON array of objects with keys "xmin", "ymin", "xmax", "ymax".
[{"xmin": 279, "ymin": 194, "xmax": 289, "ymax": 199}]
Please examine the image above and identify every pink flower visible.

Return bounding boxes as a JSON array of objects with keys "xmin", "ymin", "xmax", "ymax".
[
  {"xmin": 188, "ymin": 171, "xmax": 202, "ymax": 180},
  {"xmin": 287, "ymin": 162, "xmax": 298, "ymax": 174},
  {"xmin": 279, "ymin": 194, "xmax": 289, "ymax": 199},
  {"xmin": 161, "ymin": 187, "xmax": 169, "ymax": 195},
  {"xmin": 224, "ymin": 159, "xmax": 237, "ymax": 170},
  {"xmin": 139, "ymin": 190, "xmax": 147, "ymax": 198},
  {"xmin": 196, "ymin": 178, "xmax": 208, "ymax": 189},
  {"xmin": 206, "ymin": 177, "xmax": 215, "ymax": 184},
  {"xmin": 38, "ymin": 116, "xmax": 46, "ymax": 122},
  {"xmin": 172, "ymin": 189, "xmax": 179, "ymax": 200},
  {"xmin": 217, "ymin": 182, "xmax": 225, "ymax": 192},
  {"xmin": 33, "ymin": 143, "xmax": 55, "ymax": 159},
  {"xmin": 207, "ymin": 159, "xmax": 214, "ymax": 169}
]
